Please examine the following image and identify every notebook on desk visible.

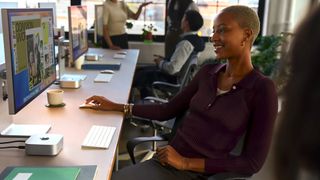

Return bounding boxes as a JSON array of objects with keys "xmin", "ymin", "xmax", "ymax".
[
  {"xmin": 0, "ymin": 165, "xmax": 97, "ymax": 180},
  {"xmin": 81, "ymin": 59, "xmax": 121, "ymax": 70}
]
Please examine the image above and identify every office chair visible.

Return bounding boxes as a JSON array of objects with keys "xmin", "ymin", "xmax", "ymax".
[
  {"xmin": 149, "ymin": 53, "xmax": 199, "ymax": 100},
  {"xmin": 127, "ymin": 117, "xmax": 253, "ymax": 180},
  {"xmin": 127, "ymin": 54, "xmax": 199, "ymax": 162}
]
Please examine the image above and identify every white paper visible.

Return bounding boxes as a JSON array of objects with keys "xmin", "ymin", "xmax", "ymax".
[{"xmin": 13, "ymin": 173, "xmax": 32, "ymax": 180}]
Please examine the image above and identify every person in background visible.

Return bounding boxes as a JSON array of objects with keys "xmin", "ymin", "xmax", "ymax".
[
  {"xmin": 85, "ymin": 5, "xmax": 278, "ymax": 180},
  {"xmin": 133, "ymin": 10, "xmax": 205, "ymax": 99},
  {"xmin": 274, "ymin": 5, "xmax": 320, "ymax": 180},
  {"xmin": 103, "ymin": 0, "xmax": 152, "ymax": 50},
  {"xmin": 165, "ymin": 0, "xmax": 198, "ymax": 58}
]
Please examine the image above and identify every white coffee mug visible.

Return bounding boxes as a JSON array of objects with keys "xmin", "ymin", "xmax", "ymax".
[{"xmin": 47, "ymin": 89, "xmax": 64, "ymax": 105}]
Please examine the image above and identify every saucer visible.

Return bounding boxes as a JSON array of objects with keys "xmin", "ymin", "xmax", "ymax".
[{"xmin": 45, "ymin": 102, "xmax": 66, "ymax": 108}]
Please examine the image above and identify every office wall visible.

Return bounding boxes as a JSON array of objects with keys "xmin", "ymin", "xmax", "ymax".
[
  {"xmin": 265, "ymin": 0, "xmax": 311, "ymax": 35},
  {"xmin": 132, "ymin": 1, "xmax": 314, "ymax": 64}
]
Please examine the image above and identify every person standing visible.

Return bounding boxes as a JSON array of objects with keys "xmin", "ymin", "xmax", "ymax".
[
  {"xmin": 103, "ymin": 0, "xmax": 152, "ymax": 50},
  {"xmin": 165, "ymin": 0, "xmax": 198, "ymax": 58}
]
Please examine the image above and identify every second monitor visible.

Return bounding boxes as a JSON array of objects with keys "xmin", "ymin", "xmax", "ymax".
[{"xmin": 68, "ymin": 5, "xmax": 88, "ymax": 67}]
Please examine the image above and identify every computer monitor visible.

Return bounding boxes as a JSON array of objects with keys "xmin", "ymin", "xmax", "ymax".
[
  {"xmin": 68, "ymin": 5, "xmax": 88, "ymax": 67},
  {"xmin": 38, "ymin": 2, "xmax": 57, "ymax": 28},
  {"xmin": 2, "ymin": 8, "xmax": 56, "ymax": 114}
]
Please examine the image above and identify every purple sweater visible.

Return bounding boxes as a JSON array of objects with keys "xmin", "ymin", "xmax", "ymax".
[{"xmin": 133, "ymin": 64, "xmax": 278, "ymax": 174}]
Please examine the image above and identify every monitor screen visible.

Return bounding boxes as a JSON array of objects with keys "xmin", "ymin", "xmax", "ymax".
[
  {"xmin": 2, "ymin": 8, "xmax": 56, "ymax": 114},
  {"xmin": 68, "ymin": 5, "xmax": 88, "ymax": 65}
]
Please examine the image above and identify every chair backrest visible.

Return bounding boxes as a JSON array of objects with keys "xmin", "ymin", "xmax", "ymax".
[{"xmin": 177, "ymin": 53, "xmax": 198, "ymax": 90}]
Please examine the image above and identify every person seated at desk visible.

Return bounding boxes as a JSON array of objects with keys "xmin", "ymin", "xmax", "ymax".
[
  {"xmin": 102, "ymin": 0, "xmax": 152, "ymax": 50},
  {"xmin": 85, "ymin": 5, "xmax": 278, "ymax": 180},
  {"xmin": 133, "ymin": 10, "xmax": 205, "ymax": 99}
]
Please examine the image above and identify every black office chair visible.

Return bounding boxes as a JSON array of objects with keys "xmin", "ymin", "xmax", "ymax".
[
  {"xmin": 149, "ymin": 53, "xmax": 199, "ymax": 100},
  {"xmin": 127, "ymin": 114, "xmax": 253, "ymax": 180},
  {"xmin": 127, "ymin": 54, "xmax": 199, "ymax": 161}
]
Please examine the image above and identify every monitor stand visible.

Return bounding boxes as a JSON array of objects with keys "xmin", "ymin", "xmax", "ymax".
[
  {"xmin": 57, "ymin": 55, "xmax": 87, "ymax": 83},
  {"xmin": 0, "ymin": 124, "xmax": 51, "ymax": 138},
  {"xmin": 0, "ymin": 85, "xmax": 51, "ymax": 138}
]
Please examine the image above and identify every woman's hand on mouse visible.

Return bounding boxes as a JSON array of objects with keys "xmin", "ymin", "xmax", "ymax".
[{"xmin": 86, "ymin": 96, "xmax": 122, "ymax": 111}]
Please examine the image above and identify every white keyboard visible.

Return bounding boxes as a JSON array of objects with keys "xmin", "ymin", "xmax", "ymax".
[
  {"xmin": 82, "ymin": 125, "xmax": 116, "ymax": 149},
  {"xmin": 94, "ymin": 74, "xmax": 113, "ymax": 83}
]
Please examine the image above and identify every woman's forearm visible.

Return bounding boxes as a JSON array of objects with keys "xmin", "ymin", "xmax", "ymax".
[
  {"xmin": 184, "ymin": 157, "xmax": 205, "ymax": 173},
  {"xmin": 132, "ymin": 5, "xmax": 143, "ymax": 20}
]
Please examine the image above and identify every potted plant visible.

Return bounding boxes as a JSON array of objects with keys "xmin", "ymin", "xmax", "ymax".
[
  {"xmin": 251, "ymin": 35, "xmax": 284, "ymax": 76},
  {"xmin": 142, "ymin": 24, "xmax": 157, "ymax": 44}
]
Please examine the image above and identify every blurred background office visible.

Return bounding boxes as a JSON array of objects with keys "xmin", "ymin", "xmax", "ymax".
[
  {"xmin": 0, "ymin": 0, "xmax": 312, "ymax": 66},
  {"xmin": 1, "ymin": 0, "xmax": 320, "ymax": 179}
]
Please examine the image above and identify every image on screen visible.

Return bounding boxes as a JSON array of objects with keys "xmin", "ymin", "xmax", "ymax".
[
  {"xmin": 2, "ymin": 8, "xmax": 56, "ymax": 114},
  {"xmin": 68, "ymin": 5, "xmax": 88, "ymax": 64}
]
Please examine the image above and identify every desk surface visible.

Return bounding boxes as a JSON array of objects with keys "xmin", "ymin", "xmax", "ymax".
[{"xmin": 0, "ymin": 48, "xmax": 139, "ymax": 180}]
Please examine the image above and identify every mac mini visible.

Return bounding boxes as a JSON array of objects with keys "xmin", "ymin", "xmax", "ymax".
[
  {"xmin": 25, "ymin": 134, "xmax": 63, "ymax": 156},
  {"xmin": 85, "ymin": 54, "xmax": 102, "ymax": 61},
  {"xmin": 59, "ymin": 77, "xmax": 81, "ymax": 88}
]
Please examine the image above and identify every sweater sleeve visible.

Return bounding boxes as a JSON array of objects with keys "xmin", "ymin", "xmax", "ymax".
[
  {"xmin": 132, "ymin": 65, "xmax": 209, "ymax": 120},
  {"xmin": 205, "ymin": 77, "xmax": 278, "ymax": 174}
]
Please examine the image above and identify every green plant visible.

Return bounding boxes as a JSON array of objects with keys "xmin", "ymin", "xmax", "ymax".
[
  {"xmin": 252, "ymin": 35, "xmax": 284, "ymax": 76},
  {"xmin": 126, "ymin": 22, "xmax": 133, "ymax": 29}
]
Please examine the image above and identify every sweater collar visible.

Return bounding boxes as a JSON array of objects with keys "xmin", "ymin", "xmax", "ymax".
[{"xmin": 209, "ymin": 63, "xmax": 262, "ymax": 90}]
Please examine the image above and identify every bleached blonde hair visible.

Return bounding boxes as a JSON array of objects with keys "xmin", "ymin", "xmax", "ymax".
[{"xmin": 221, "ymin": 5, "xmax": 260, "ymax": 45}]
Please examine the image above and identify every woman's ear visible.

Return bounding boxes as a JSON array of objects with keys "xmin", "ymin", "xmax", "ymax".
[{"xmin": 243, "ymin": 28, "xmax": 253, "ymax": 42}]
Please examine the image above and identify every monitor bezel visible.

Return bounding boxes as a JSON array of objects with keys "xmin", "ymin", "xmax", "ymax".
[{"xmin": 2, "ymin": 8, "xmax": 56, "ymax": 114}]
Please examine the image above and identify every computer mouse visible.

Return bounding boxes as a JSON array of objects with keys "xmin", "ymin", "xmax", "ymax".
[
  {"xmin": 100, "ymin": 69, "xmax": 115, "ymax": 74},
  {"xmin": 79, "ymin": 102, "xmax": 96, "ymax": 109}
]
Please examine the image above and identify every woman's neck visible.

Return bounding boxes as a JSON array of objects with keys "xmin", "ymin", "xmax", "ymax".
[{"xmin": 225, "ymin": 54, "xmax": 253, "ymax": 78}]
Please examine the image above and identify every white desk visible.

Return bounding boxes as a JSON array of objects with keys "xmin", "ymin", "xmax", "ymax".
[{"xmin": 0, "ymin": 48, "xmax": 139, "ymax": 180}]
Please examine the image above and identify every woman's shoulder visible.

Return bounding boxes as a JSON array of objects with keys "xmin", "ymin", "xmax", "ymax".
[
  {"xmin": 252, "ymin": 70, "xmax": 276, "ymax": 91},
  {"xmin": 197, "ymin": 63, "xmax": 224, "ymax": 75}
]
